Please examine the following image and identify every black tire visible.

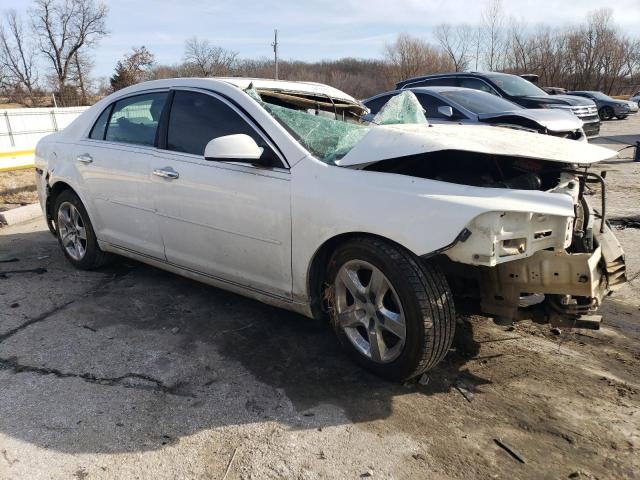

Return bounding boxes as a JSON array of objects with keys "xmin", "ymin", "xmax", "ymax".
[
  {"xmin": 599, "ymin": 106, "xmax": 614, "ymax": 120},
  {"xmin": 325, "ymin": 237, "xmax": 456, "ymax": 382},
  {"xmin": 616, "ymin": 115, "xmax": 628, "ymax": 120},
  {"xmin": 53, "ymin": 190, "xmax": 112, "ymax": 270}
]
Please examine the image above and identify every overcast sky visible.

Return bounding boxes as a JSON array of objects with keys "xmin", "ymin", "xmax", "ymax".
[{"xmin": 4, "ymin": 0, "xmax": 640, "ymax": 78}]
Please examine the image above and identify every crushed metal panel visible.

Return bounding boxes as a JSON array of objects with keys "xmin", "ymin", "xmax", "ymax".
[
  {"xmin": 478, "ymin": 247, "xmax": 606, "ymax": 319},
  {"xmin": 336, "ymin": 123, "xmax": 617, "ymax": 168}
]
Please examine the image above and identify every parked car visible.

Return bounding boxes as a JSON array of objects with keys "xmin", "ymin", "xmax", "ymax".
[
  {"xmin": 623, "ymin": 99, "xmax": 639, "ymax": 114},
  {"xmin": 630, "ymin": 91, "xmax": 640, "ymax": 106},
  {"xmin": 35, "ymin": 78, "xmax": 626, "ymax": 381},
  {"xmin": 396, "ymin": 72, "xmax": 601, "ymax": 138},
  {"xmin": 363, "ymin": 87, "xmax": 587, "ymax": 141},
  {"xmin": 567, "ymin": 91, "xmax": 633, "ymax": 120}
]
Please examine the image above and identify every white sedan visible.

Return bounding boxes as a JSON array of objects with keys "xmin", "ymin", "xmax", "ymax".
[{"xmin": 35, "ymin": 78, "xmax": 626, "ymax": 381}]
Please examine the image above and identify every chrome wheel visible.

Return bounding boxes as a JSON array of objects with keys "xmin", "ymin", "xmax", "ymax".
[
  {"xmin": 334, "ymin": 260, "xmax": 406, "ymax": 363},
  {"xmin": 57, "ymin": 201, "xmax": 87, "ymax": 261}
]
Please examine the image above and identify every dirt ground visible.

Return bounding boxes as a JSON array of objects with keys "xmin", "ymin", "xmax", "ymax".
[
  {"xmin": 0, "ymin": 117, "xmax": 638, "ymax": 480},
  {"xmin": 0, "ymin": 170, "xmax": 38, "ymax": 212}
]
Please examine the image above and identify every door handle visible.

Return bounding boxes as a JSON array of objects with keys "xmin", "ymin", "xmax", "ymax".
[
  {"xmin": 77, "ymin": 153, "xmax": 93, "ymax": 164},
  {"xmin": 153, "ymin": 168, "xmax": 179, "ymax": 179}
]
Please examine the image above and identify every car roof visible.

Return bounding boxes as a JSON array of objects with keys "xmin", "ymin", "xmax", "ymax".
[
  {"xmin": 408, "ymin": 86, "xmax": 489, "ymax": 94},
  {"xmin": 105, "ymin": 77, "xmax": 361, "ymax": 105},
  {"xmin": 396, "ymin": 71, "xmax": 504, "ymax": 87},
  {"xmin": 217, "ymin": 77, "xmax": 360, "ymax": 104}
]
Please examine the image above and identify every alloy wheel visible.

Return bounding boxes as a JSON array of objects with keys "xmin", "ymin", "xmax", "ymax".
[
  {"xmin": 334, "ymin": 260, "xmax": 406, "ymax": 363},
  {"xmin": 57, "ymin": 201, "xmax": 87, "ymax": 261}
]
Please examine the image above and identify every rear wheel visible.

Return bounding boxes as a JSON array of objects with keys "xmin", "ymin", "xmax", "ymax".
[
  {"xmin": 325, "ymin": 237, "xmax": 456, "ymax": 381},
  {"xmin": 54, "ymin": 190, "xmax": 111, "ymax": 270},
  {"xmin": 599, "ymin": 106, "xmax": 614, "ymax": 120}
]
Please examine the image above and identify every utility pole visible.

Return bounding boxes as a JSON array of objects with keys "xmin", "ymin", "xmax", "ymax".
[{"xmin": 272, "ymin": 29, "xmax": 279, "ymax": 80}]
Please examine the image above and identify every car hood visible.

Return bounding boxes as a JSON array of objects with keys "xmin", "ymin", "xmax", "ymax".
[
  {"xmin": 477, "ymin": 108, "xmax": 583, "ymax": 132},
  {"xmin": 336, "ymin": 123, "xmax": 616, "ymax": 168},
  {"xmin": 519, "ymin": 94, "xmax": 596, "ymax": 106}
]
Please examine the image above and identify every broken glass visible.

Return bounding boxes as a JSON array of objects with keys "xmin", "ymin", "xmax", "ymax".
[
  {"xmin": 373, "ymin": 91, "xmax": 428, "ymax": 125},
  {"xmin": 245, "ymin": 87, "xmax": 370, "ymax": 164}
]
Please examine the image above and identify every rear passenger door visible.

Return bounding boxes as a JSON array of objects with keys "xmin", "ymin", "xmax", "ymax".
[
  {"xmin": 76, "ymin": 91, "xmax": 168, "ymax": 259},
  {"xmin": 151, "ymin": 89, "xmax": 293, "ymax": 298}
]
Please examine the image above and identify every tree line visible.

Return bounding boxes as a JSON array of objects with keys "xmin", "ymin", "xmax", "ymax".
[{"xmin": 1, "ymin": 0, "xmax": 638, "ymax": 107}]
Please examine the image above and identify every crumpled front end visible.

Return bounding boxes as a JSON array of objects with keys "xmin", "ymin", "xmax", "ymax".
[{"xmin": 436, "ymin": 170, "xmax": 626, "ymax": 329}]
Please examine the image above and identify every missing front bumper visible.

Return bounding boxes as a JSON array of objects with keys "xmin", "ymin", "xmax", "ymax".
[{"xmin": 478, "ymin": 222, "xmax": 626, "ymax": 325}]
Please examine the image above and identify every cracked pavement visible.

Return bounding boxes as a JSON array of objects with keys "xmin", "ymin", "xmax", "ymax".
[{"xmin": 0, "ymin": 117, "xmax": 639, "ymax": 479}]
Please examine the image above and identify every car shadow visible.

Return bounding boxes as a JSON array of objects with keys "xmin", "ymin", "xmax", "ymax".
[{"xmin": 0, "ymin": 228, "xmax": 488, "ymax": 454}]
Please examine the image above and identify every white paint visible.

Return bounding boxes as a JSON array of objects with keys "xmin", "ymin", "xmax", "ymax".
[
  {"xmin": 337, "ymin": 123, "xmax": 617, "ymax": 168},
  {"xmin": 35, "ymin": 78, "xmax": 616, "ymax": 317}
]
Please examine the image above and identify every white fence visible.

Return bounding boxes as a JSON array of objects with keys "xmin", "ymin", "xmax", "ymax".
[{"xmin": 1, "ymin": 107, "xmax": 88, "ymax": 171}]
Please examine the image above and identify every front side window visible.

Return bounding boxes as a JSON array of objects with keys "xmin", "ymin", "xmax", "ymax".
[
  {"xmin": 415, "ymin": 93, "xmax": 464, "ymax": 119},
  {"xmin": 105, "ymin": 92, "xmax": 168, "ymax": 146},
  {"xmin": 166, "ymin": 90, "xmax": 275, "ymax": 161}
]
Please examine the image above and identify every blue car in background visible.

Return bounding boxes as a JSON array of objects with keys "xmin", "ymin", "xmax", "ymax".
[{"xmin": 568, "ymin": 91, "xmax": 637, "ymax": 120}]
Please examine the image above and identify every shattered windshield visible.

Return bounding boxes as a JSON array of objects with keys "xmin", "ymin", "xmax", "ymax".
[{"xmin": 245, "ymin": 87, "xmax": 370, "ymax": 164}]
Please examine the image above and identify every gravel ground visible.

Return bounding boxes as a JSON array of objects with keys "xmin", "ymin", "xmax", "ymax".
[{"xmin": 0, "ymin": 116, "xmax": 638, "ymax": 480}]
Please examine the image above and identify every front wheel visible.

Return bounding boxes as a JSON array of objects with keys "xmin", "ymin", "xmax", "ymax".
[
  {"xmin": 54, "ymin": 190, "xmax": 112, "ymax": 270},
  {"xmin": 599, "ymin": 106, "xmax": 614, "ymax": 120},
  {"xmin": 325, "ymin": 237, "xmax": 456, "ymax": 381}
]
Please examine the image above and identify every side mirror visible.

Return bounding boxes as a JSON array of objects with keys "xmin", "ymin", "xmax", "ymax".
[
  {"xmin": 204, "ymin": 134, "xmax": 264, "ymax": 163},
  {"xmin": 437, "ymin": 106, "xmax": 454, "ymax": 118}
]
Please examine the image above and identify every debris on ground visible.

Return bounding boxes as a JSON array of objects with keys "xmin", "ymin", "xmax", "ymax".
[
  {"xmin": 551, "ymin": 327, "xmax": 562, "ymax": 335},
  {"xmin": 455, "ymin": 378, "xmax": 474, "ymax": 402},
  {"xmin": 493, "ymin": 438, "xmax": 526, "ymax": 464}
]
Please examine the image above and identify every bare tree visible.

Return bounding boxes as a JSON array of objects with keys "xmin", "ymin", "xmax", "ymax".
[
  {"xmin": 0, "ymin": 10, "xmax": 38, "ymax": 105},
  {"xmin": 183, "ymin": 37, "xmax": 237, "ymax": 77},
  {"xmin": 481, "ymin": 0, "xmax": 505, "ymax": 70},
  {"xmin": 110, "ymin": 46, "xmax": 155, "ymax": 91},
  {"xmin": 68, "ymin": 49, "xmax": 94, "ymax": 104},
  {"xmin": 435, "ymin": 24, "xmax": 473, "ymax": 72},
  {"xmin": 384, "ymin": 33, "xmax": 454, "ymax": 83},
  {"xmin": 31, "ymin": 0, "xmax": 108, "ymax": 104}
]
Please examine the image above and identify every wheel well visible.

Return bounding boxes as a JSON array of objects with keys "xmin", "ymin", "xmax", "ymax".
[
  {"xmin": 45, "ymin": 181, "xmax": 74, "ymax": 234},
  {"xmin": 306, "ymin": 232, "xmax": 409, "ymax": 319}
]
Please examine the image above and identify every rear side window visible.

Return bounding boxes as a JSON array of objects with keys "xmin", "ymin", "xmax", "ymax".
[
  {"xmin": 458, "ymin": 78, "xmax": 499, "ymax": 95},
  {"xmin": 105, "ymin": 92, "xmax": 168, "ymax": 146},
  {"xmin": 364, "ymin": 94, "xmax": 393, "ymax": 115},
  {"xmin": 166, "ymin": 90, "xmax": 272, "ymax": 157},
  {"xmin": 89, "ymin": 105, "xmax": 112, "ymax": 140}
]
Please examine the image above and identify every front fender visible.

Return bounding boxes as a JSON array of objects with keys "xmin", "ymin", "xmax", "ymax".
[{"xmin": 290, "ymin": 157, "xmax": 575, "ymax": 299}]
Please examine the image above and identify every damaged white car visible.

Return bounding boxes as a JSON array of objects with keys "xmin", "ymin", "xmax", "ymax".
[{"xmin": 35, "ymin": 78, "xmax": 626, "ymax": 381}]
